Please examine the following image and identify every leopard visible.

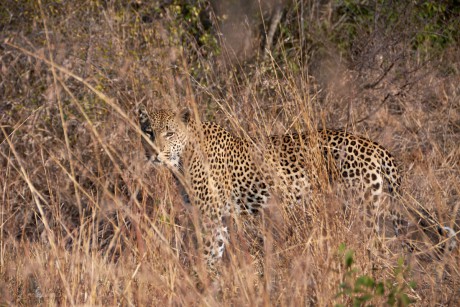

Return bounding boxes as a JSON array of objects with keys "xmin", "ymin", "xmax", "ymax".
[{"xmin": 138, "ymin": 106, "xmax": 456, "ymax": 269}]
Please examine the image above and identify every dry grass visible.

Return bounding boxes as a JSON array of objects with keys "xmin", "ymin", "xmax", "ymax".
[{"xmin": 1, "ymin": 1, "xmax": 459, "ymax": 305}]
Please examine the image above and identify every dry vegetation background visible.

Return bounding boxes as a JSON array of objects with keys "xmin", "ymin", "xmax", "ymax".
[{"xmin": 1, "ymin": 0, "xmax": 460, "ymax": 305}]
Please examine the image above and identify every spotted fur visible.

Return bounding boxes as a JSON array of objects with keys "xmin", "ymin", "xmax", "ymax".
[{"xmin": 138, "ymin": 106, "xmax": 455, "ymax": 267}]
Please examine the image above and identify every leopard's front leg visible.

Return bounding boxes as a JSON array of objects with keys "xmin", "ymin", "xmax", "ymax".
[
  {"xmin": 200, "ymin": 214, "xmax": 228, "ymax": 269},
  {"xmin": 188, "ymin": 172, "xmax": 229, "ymax": 271}
]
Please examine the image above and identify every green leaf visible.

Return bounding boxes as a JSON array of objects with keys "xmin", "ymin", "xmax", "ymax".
[
  {"xmin": 355, "ymin": 275, "xmax": 375, "ymax": 289},
  {"xmin": 358, "ymin": 293, "xmax": 373, "ymax": 302},
  {"xmin": 338, "ymin": 243, "xmax": 347, "ymax": 253},
  {"xmin": 375, "ymin": 282, "xmax": 385, "ymax": 296},
  {"xmin": 345, "ymin": 250, "xmax": 354, "ymax": 269},
  {"xmin": 353, "ymin": 293, "xmax": 373, "ymax": 306},
  {"xmin": 387, "ymin": 292, "xmax": 396, "ymax": 306},
  {"xmin": 399, "ymin": 293, "xmax": 414, "ymax": 306},
  {"xmin": 339, "ymin": 282, "xmax": 349, "ymax": 289}
]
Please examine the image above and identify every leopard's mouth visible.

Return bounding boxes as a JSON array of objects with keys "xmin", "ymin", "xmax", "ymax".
[
  {"xmin": 152, "ymin": 153, "xmax": 174, "ymax": 167},
  {"xmin": 148, "ymin": 154, "xmax": 162, "ymax": 165}
]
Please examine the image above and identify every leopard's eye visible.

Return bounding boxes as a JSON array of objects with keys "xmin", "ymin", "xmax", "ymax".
[{"xmin": 165, "ymin": 131, "xmax": 175, "ymax": 138}]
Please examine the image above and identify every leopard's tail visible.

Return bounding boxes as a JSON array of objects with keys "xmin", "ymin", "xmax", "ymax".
[
  {"xmin": 417, "ymin": 207, "xmax": 457, "ymax": 252},
  {"xmin": 381, "ymin": 154, "xmax": 457, "ymax": 251}
]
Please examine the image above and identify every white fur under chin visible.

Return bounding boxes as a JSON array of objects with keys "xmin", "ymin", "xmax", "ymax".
[{"xmin": 442, "ymin": 226, "xmax": 457, "ymax": 251}]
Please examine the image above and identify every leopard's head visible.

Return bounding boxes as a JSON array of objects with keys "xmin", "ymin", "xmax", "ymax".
[{"xmin": 138, "ymin": 106, "xmax": 191, "ymax": 170}]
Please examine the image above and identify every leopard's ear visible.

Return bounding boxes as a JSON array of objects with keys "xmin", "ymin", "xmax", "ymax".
[
  {"xmin": 138, "ymin": 104, "xmax": 155, "ymax": 142},
  {"xmin": 179, "ymin": 108, "xmax": 191, "ymax": 124}
]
